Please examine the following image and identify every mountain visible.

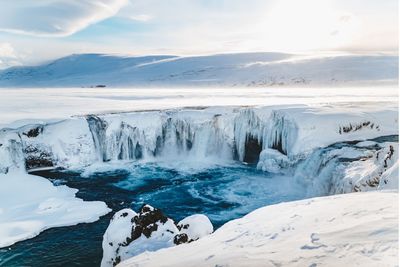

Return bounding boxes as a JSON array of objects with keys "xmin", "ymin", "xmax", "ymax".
[{"xmin": 0, "ymin": 52, "xmax": 397, "ymax": 87}]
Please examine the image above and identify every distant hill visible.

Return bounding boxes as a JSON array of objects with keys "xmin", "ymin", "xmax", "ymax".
[{"xmin": 0, "ymin": 52, "xmax": 397, "ymax": 87}]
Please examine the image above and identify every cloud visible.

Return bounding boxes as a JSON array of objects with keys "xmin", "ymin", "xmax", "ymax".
[
  {"xmin": 0, "ymin": 43, "xmax": 22, "ymax": 69},
  {"xmin": 128, "ymin": 14, "xmax": 153, "ymax": 22},
  {"xmin": 0, "ymin": 43, "xmax": 17, "ymax": 58},
  {"xmin": 0, "ymin": 0, "xmax": 128, "ymax": 37}
]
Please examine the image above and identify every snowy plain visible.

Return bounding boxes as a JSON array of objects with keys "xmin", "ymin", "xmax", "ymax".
[{"xmin": 0, "ymin": 87, "xmax": 397, "ymax": 128}]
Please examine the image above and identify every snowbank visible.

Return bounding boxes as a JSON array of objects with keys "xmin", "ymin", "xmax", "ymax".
[
  {"xmin": 119, "ymin": 191, "xmax": 398, "ymax": 267},
  {"xmin": 0, "ymin": 171, "xmax": 111, "ymax": 248}
]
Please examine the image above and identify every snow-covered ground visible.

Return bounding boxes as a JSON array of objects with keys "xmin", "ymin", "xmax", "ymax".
[
  {"xmin": 0, "ymin": 53, "xmax": 397, "ymax": 87},
  {"xmin": 0, "ymin": 87, "xmax": 397, "ymax": 128},
  {"xmin": 0, "ymin": 171, "xmax": 110, "ymax": 248},
  {"xmin": 119, "ymin": 191, "xmax": 398, "ymax": 267}
]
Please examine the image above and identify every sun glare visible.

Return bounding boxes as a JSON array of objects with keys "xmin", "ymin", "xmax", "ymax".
[{"xmin": 257, "ymin": 0, "xmax": 359, "ymax": 52}]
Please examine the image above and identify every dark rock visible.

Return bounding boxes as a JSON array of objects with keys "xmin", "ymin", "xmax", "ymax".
[
  {"xmin": 173, "ymin": 233, "xmax": 189, "ymax": 245},
  {"xmin": 126, "ymin": 205, "xmax": 170, "ymax": 244},
  {"xmin": 23, "ymin": 145, "xmax": 54, "ymax": 170},
  {"xmin": 23, "ymin": 126, "xmax": 43, "ymax": 138},
  {"xmin": 243, "ymin": 135, "xmax": 262, "ymax": 164}
]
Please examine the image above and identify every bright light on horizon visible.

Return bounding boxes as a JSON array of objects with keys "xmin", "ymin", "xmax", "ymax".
[{"xmin": 0, "ymin": 0, "xmax": 397, "ymax": 68}]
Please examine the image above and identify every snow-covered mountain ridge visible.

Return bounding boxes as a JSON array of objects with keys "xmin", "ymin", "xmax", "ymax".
[{"xmin": 0, "ymin": 52, "xmax": 397, "ymax": 87}]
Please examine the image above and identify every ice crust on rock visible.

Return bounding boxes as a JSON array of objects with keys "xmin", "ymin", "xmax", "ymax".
[
  {"xmin": 176, "ymin": 214, "xmax": 214, "ymax": 243},
  {"xmin": 101, "ymin": 205, "xmax": 213, "ymax": 267},
  {"xmin": 256, "ymin": 148, "xmax": 290, "ymax": 173}
]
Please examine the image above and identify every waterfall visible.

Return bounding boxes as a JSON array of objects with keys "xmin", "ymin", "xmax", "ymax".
[
  {"xmin": 84, "ymin": 109, "xmax": 299, "ymax": 165},
  {"xmin": 86, "ymin": 115, "xmax": 108, "ymax": 161},
  {"xmin": 233, "ymin": 109, "xmax": 264, "ymax": 162},
  {"xmin": 155, "ymin": 118, "xmax": 195, "ymax": 157},
  {"xmin": 264, "ymin": 111, "xmax": 297, "ymax": 155},
  {"xmin": 0, "ymin": 132, "xmax": 25, "ymax": 173},
  {"xmin": 233, "ymin": 109, "xmax": 298, "ymax": 162},
  {"xmin": 108, "ymin": 122, "xmax": 143, "ymax": 161}
]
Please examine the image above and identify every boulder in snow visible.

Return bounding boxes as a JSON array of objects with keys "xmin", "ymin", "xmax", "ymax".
[{"xmin": 101, "ymin": 205, "xmax": 213, "ymax": 267}]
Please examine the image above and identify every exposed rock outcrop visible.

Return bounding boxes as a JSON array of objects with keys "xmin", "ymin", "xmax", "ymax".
[{"xmin": 101, "ymin": 205, "xmax": 213, "ymax": 267}]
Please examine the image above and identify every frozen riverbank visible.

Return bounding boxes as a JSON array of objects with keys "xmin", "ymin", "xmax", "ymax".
[{"xmin": 0, "ymin": 171, "xmax": 110, "ymax": 248}]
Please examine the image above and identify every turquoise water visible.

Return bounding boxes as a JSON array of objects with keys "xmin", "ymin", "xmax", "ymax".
[{"xmin": 0, "ymin": 163, "xmax": 305, "ymax": 266}]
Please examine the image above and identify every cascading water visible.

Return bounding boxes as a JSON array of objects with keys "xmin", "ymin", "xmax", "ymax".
[
  {"xmin": 84, "ymin": 110, "xmax": 273, "ymax": 164},
  {"xmin": 264, "ymin": 111, "xmax": 297, "ymax": 155},
  {"xmin": 86, "ymin": 115, "xmax": 108, "ymax": 162},
  {"xmin": 3, "ymin": 105, "xmax": 394, "ymax": 197}
]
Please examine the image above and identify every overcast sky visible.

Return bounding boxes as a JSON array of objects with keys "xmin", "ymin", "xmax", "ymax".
[{"xmin": 0, "ymin": 0, "xmax": 397, "ymax": 68}]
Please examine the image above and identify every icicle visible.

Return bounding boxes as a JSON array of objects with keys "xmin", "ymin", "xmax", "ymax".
[
  {"xmin": 0, "ymin": 132, "xmax": 25, "ymax": 173},
  {"xmin": 233, "ymin": 109, "xmax": 264, "ymax": 162},
  {"xmin": 86, "ymin": 115, "xmax": 108, "ymax": 162},
  {"xmin": 263, "ymin": 111, "xmax": 298, "ymax": 155}
]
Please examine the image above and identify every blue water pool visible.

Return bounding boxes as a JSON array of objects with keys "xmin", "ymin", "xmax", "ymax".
[{"xmin": 0, "ymin": 162, "xmax": 306, "ymax": 267}]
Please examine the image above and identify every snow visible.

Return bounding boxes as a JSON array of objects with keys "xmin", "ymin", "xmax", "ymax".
[
  {"xmin": 101, "ymin": 206, "xmax": 179, "ymax": 267},
  {"xmin": 0, "ymin": 53, "xmax": 397, "ymax": 87},
  {"xmin": 119, "ymin": 191, "xmax": 398, "ymax": 267},
  {"xmin": 379, "ymin": 162, "xmax": 399, "ymax": 190},
  {"xmin": 0, "ymin": 96, "xmax": 397, "ymax": 183},
  {"xmin": 0, "ymin": 171, "xmax": 111, "ymax": 248},
  {"xmin": 256, "ymin": 148, "xmax": 290, "ymax": 173},
  {"xmin": 294, "ymin": 142, "xmax": 399, "ymax": 196},
  {"xmin": 0, "ymin": 87, "xmax": 397, "ymax": 129},
  {"xmin": 176, "ymin": 214, "xmax": 213, "ymax": 242},
  {"xmin": 0, "ymin": 87, "xmax": 397, "ymax": 254},
  {"xmin": 101, "ymin": 205, "xmax": 213, "ymax": 267}
]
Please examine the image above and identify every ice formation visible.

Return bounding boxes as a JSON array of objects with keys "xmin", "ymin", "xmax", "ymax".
[
  {"xmin": 295, "ymin": 140, "xmax": 399, "ymax": 196},
  {"xmin": 0, "ymin": 171, "xmax": 110, "ymax": 248},
  {"xmin": 0, "ymin": 105, "xmax": 398, "ymax": 194}
]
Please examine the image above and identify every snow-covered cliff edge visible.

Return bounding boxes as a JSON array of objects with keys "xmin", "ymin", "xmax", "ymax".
[
  {"xmin": 119, "ymin": 191, "xmax": 398, "ymax": 267},
  {"xmin": 1, "ymin": 105, "xmax": 397, "ymax": 191}
]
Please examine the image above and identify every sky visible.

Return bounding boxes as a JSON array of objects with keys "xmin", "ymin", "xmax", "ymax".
[{"xmin": 0, "ymin": 0, "xmax": 398, "ymax": 69}]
